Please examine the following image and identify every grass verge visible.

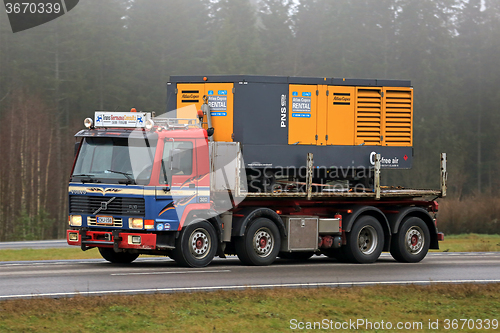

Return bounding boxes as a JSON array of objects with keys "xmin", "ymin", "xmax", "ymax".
[
  {"xmin": 0, "ymin": 247, "xmax": 102, "ymax": 261},
  {"xmin": 0, "ymin": 284, "xmax": 498, "ymax": 332},
  {"xmin": 431, "ymin": 233, "xmax": 500, "ymax": 252}
]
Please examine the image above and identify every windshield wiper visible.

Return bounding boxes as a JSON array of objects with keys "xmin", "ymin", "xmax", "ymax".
[
  {"xmin": 71, "ymin": 173, "xmax": 101, "ymax": 183},
  {"xmin": 105, "ymin": 170, "xmax": 136, "ymax": 184}
]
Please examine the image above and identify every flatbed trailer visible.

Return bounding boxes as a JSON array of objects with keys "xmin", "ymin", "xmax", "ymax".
[{"xmin": 67, "ymin": 113, "xmax": 445, "ymax": 267}]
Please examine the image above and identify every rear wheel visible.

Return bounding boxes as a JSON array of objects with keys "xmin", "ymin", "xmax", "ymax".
[
  {"xmin": 171, "ymin": 220, "xmax": 217, "ymax": 268},
  {"xmin": 344, "ymin": 215, "xmax": 384, "ymax": 263},
  {"xmin": 390, "ymin": 217, "xmax": 430, "ymax": 263},
  {"xmin": 235, "ymin": 218, "xmax": 281, "ymax": 266},
  {"xmin": 98, "ymin": 248, "xmax": 139, "ymax": 264}
]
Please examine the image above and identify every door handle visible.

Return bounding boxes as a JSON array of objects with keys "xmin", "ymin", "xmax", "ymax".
[{"xmin": 189, "ymin": 184, "xmax": 195, "ymax": 189}]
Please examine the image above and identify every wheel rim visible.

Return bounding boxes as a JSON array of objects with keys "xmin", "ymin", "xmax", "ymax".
[
  {"xmin": 253, "ymin": 227, "xmax": 274, "ymax": 258},
  {"xmin": 189, "ymin": 228, "xmax": 211, "ymax": 259},
  {"xmin": 357, "ymin": 225, "xmax": 378, "ymax": 255},
  {"xmin": 405, "ymin": 226, "xmax": 424, "ymax": 255}
]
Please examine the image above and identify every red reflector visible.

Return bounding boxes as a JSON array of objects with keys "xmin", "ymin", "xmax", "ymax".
[
  {"xmin": 197, "ymin": 110, "xmax": 204, "ymax": 118},
  {"xmin": 438, "ymin": 232, "xmax": 445, "ymax": 241},
  {"xmin": 334, "ymin": 213, "xmax": 342, "ymax": 229}
]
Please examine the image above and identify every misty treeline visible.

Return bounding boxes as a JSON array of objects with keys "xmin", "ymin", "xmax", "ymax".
[{"xmin": 0, "ymin": 0, "xmax": 499, "ymax": 240}]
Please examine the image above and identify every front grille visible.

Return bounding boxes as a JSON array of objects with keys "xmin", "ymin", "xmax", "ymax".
[{"xmin": 70, "ymin": 196, "xmax": 145, "ymax": 216}]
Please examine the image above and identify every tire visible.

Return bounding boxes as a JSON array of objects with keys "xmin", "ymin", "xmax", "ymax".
[
  {"xmin": 98, "ymin": 247, "xmax": 139, "ymax": 264},
  {"xmin": 235, "ymin": 218, "xmax": 281, "ymax": 266},
  {"xmin": 344, "ymin": 215, "xmax": 384, "ymax": 263},
  {"xmin": 390, "ymin": 217, "xmax": 430, "ymax": 263},
  {"xmin": 279, "ymin": 251, "xmax": 314, "ymax": 261},
  {"xmin": 171, "ymin": 220, "xmax": 217, "ymax": 268}
]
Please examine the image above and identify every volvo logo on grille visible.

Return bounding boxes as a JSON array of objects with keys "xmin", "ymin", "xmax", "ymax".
[{"xmin": 93, "ymin": 197, "xmax": 116, "ymax": 215}]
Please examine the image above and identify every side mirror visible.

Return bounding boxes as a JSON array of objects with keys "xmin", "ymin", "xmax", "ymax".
[{"xmin": 207, "ymin": 127, "xmax": 214, "ymax": 137}]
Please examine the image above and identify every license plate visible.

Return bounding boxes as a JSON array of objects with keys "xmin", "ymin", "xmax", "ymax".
[{"xmin": 96, "ymin": 216, "xmax": 113, "ymax": 225}]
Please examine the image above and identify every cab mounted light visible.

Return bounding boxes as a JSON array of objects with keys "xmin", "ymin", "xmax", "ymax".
[
  {"xmin": 145, "ymin": 119, "xmax": 155, "ymax": 130},
  {"xmin": 84, "ymin": 118, "xmax": 93, "ymax": 129},
  {"xmin": 197, "ymin": 109, "xmax": 204, "ymax": 121}
]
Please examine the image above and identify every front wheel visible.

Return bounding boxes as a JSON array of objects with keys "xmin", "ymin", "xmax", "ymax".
[
  {"xmin": 98, "ymin": 247, "xmax": 139, "ymax": 264},
  {"xmin": 171, "ymin": 220, "xmax": 217, "ymax": 268},
  {"xmin": 235, "ymin": 218, "xmax": 281, "ymax": 266},
  {"xmin": 344, "ymin": 215, "xmax": 384, "ymax": 263},
  {"xmin": 390, "ymin": 217, "xmax": 430, "ymax": 263}
]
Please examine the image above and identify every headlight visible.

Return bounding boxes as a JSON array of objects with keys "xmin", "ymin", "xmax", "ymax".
[
  {"xmin": 69, "ymin": 215, "xmax": 82, "ymax": 226},
  {"xmin": 129, "ymin": 218, "xmax": 144, "ymax": 229}
]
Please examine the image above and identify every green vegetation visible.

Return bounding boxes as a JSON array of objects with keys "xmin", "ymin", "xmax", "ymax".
[
  {"xmin": 432, "ymin": 234, "xmax": 500, "ymax": 253},
  {"xmin": 0, "ymin": 234, "xmax": 497, "ymax": 262},
  {"xmin": 0, "ymin": 283, "xmax": 498, "ymax": 332},
  {"xmin": 0, "ymin": 247, "xmax": 102, "ymax": 261}
]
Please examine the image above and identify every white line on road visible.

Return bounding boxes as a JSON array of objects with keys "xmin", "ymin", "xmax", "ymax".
[{"xmin": 1, "ymin": 279, "xmax": 500, "ymax": 300}]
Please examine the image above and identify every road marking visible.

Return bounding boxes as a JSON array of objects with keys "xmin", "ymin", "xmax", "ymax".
[
  {"xmin": 111, "ymin": 269, "xmax": 230, "ymax": 276},
  {"xmin": 0, "ymin": 253, "xmax": 499, "ymax": 267},
  {"xmin": 1, "ymin": 279, "xmax": 500, "ymax": 300}
]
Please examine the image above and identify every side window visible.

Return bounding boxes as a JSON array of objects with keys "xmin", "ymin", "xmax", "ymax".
[{"xmin": 160, "ymin": 141, "xmax": 194, "ymax": 184}]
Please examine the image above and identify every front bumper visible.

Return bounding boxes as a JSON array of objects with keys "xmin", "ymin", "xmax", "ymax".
[{"xmin": 67, "ymin": 229, "xmax": 157, "ymax": 251}]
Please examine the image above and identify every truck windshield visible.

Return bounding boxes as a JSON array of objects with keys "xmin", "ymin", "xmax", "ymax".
[{"xmin": 72, "ymin": 137, "xmax": 157, "ymax": 185}]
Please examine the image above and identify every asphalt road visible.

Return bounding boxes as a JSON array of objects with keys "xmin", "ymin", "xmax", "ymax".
[{"xmin": 0, "ymin": 252, "xmax": 499, "ymax": 300}]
